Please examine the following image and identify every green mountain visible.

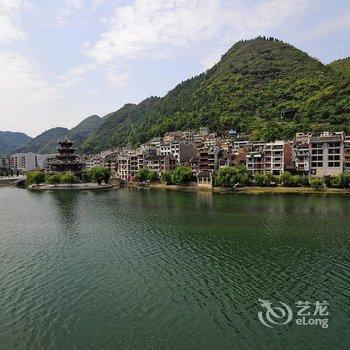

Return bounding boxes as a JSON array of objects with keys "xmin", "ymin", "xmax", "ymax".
[
  {"xmin": 67, "ymin": 115, "xmax": 102, "ymax": 149},
  {"xmin": 329, "ymin": 57, "xmax": 350, "ymax": 78},
  {"xmin": 0, "ymin": 131, "xmax": 32, "ymax": 157},
  {"xmin": 17, "ymin": 127, "xmax": 69, "ymax": 154},
  {"xmin": 13, "ymin": 115, "xmax": 103, "ymax": 154},
  {"xmin": 82, "ymin": 37, "xmax": 350, "ymax": 153}
]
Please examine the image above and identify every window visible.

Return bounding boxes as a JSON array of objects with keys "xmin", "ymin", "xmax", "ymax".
[
  {"xmin": 328, "ymin": 162, "xmax": 340, "ymax": 167},
  {"xmin": 312, "ymin": 149, "xmax": 323, "ymax": 155}
]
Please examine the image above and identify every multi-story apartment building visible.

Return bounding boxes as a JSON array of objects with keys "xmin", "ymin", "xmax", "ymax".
[
  {"xmin": 1, "ymin": 157, "xmax": 8, "ymax": 168},
  {"xmin": 233, "ymin": 140, "xmax": 251, "ymax": 151},
  {"xmin": 116, "ymin": 152, "xmax": 139, "ymax": 181},
  {"xmin": 196, "ymin": 146, "xmax": 228, "ymax": 172},
  {"xmin": 143, "ymin": 154, "xmax": 176, "ymax": 176},
  {"xmin": 246, "ymin": 150, "xmax": 264, "ymax": 174},
  {"xmin": 309, "ymin": 132, "xmax": 344, "ymax": 176},
  {"xmin": 8, "ymin": 152, "xmax": 41, "ymax": 171},
  {"xmin": 292, "ymin": 133, "xmax": 311, "ymax": 175},
  {"xmin": 342, "ymin": 136, "xmax": 350, "ymax": 173},
  {"xmin": 264, "ymin": 141, "xmax": 293, "ymax": 175},
  {"xmin": 159, "ymin": 141, "xmax": 197, "ymax": 164},
  {"xmin": 85, "ymin": 155, "xmax": 102, "ymax": 169},
  {"xmin": 246, "ymin": 141, "xmax": 292, "ymax": 175}
]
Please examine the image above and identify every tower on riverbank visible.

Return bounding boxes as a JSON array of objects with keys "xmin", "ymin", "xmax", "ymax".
[{"xmin": 50, "ymin": 138, "xmax": 83, "ymax": 173}]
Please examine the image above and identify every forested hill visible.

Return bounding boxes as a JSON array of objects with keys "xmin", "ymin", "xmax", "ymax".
[
  {"xmin": 0, "ymin": 131, "xmax": 32, "ymax": 156},
  {"xmin": 329, "ymin": 57, "xmax": 350, "ymax": 78},
  {"xmin": 16, "ymin": 127, "xmax": 69, "ymax": 154},
  {"xmin": 82, "ymin": 37, "xmax": 350, "ymax": 153},
  {"xmin": 67, "ymin": 115, "xmax": 102, "ymax": 149}
]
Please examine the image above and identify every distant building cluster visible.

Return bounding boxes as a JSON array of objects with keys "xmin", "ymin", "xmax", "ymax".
[
  {"xmin": 2, "ymin": 128, "xmax": 350, "ymax": 186},
  {"xmin": 82, "ymin": 129, "xmax": 350, "ymax": 184}
]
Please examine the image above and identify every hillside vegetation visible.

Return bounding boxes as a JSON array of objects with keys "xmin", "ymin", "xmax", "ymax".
[
  {"xmin": 82, "ymin": 37, "xmax": 350, "ymax": 153},
  {"xmin": 67, "ymin": 115, "xmax": 102, "ymax": 149},
  {"xmin": 16, "ymin": 127, "xmax": 69, "ymax": 154},
  {"xmin": 329, "ymin": 57, "xmax": 350, "ymax": 78},
  {"xmin": 0, "ymin": 131, "xmax": 32, "ymax": 156}
]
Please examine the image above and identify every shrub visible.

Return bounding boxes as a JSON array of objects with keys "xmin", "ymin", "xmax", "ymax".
[
  {"xmin": 135, "ymin": 169, "xmax": 150, "ymax": 182},
  {"xmin": 61, "ymin": 172, "xmax": 79, "ymax": 185},
  {"xmin": 147, "ymin": 170, "xmax": 158, "ymax": 182},
  {"xmin": 215, "ymin": 166, "xmax": 250, "ymax": 187},
  {"xmin": 253, "ymin": 172, "xmax": 278, "ymax": 186},
  {"xmin": 87, "ymin": 166, "xmax": 110, "ymax": 185},
  {"xmin": 310, "ymin": 177, "xmax": 324, "ymax": 189},
  {"xmin": 171, "ymin": 166, "xmax": 193, "ymax": 185},
  {"xmin": 45, "ymin": 173, "xmax": 61, "ymax": 186},
  {"xmin": 160, "ymin": 171, "xmax": 172, "ymax": 184},
  {"xmin": 27, "ymin": 171, "xmax": 45, "ymax": 185}
]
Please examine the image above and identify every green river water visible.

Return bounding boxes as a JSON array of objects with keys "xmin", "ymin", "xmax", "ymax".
[{"xmin": 0, "ymin": 187, "xmax": 349, "ymax": 349}]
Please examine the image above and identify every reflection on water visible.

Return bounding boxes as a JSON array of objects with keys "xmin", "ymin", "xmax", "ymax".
[{"xmin": 0, "ymin": 187, "xmax": 349, "ymax": 350}]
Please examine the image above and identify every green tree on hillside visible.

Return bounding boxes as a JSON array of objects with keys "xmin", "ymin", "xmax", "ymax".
[{"xmin": 27, "ymin": 171, "xmax": 45, "ymax": 185}]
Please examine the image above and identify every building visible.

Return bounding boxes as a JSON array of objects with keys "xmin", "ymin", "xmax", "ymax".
[
  {"xmin": 292, "ymin": 133, "xmax": 311, "ymax": 175},
  {"xmin": 245, "ymin": 141, "xmax": 292, "ymax": 175},
  {"xmin": 264, "ymin": 141, "xmax": 293, "ymax": 175},
  {"xmin": 197, "ymin": 170, "xmax": 214, "ymax": 188},
  {"xmin": 160, "ymin": 141, "xmax": 197, "ymax": 164},
  {"xmin": 50, "ymin": 138, "xmax": 83, "ymax": 173},
  {"xmin": 309, "ymin": 132, "xmax": 344, "ymax": 176},
  {"xmin": 197, "ymin": 146, "xmax": 227, "ymax": 172},
  {"xmin": 344, "ymin": 136, "xmax": 350, "ymax": 173},
  {"xmin": 8, "ymin": 152, "xmax": 41, "ymax": 171},
  {"xmin": 143, "ymin": 154, "xmax": 176, "ymax": 176}
]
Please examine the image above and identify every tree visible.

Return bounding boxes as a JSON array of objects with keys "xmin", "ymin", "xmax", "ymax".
[
  {"xmin": 279, "ymin": 171, "xmax": 300, "ymax": 187},
  {"xmin": 171, "ymin": 166, "xmax": 193, "ymax": 185},
  {"xmin": 45, "ymin": 173, "xmax": 61, "ymax": 186},
  {"xmin": 215, "ymin": 166, "xmax": 250, "ymax": 187},
  {"xmin": 135, "ymin": 169, "xmax": 150, "ymax": 182},
  {"xmin": 61, "ymin": 172, "xmax": 79, "ymax": 185},
  {"xmin": 87, "ymin": 166, "xmax": 110, "ymax": 185},
  {"xmin": 27, "ymin": 171, "xmax": 45, "ymax": 185},
  {"xmin": 147, "ymin": 170, "xmax": 158, "ymax": 182},
  {"xmin": 310, "ymin": 177, "xmax": 324, "ymax": 189},
  {"xmin": 160, "ymin": 171, "xmax": 172, "ymax": 184}
]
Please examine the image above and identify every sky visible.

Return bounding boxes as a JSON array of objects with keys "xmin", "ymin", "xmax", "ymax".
[{"xmin": 0, "ymin": 0, "xmax": 349, "ymax": 137}]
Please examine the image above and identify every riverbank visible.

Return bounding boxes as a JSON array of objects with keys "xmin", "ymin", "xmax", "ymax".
[
  {"xmin": 0, "ymin": 176, "xmax": 25, "ymax": 187},
  {"xmin": 129, "ymin": 183, "xmax": 350, "ymax": 196},
  {"xmin": 28, "ymin": 183, "xmax": 112, "ymax": 191}
]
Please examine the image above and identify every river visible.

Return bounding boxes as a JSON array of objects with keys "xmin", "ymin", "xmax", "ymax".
[{"xmin": 0, "ymin": 187, "xmax": 349, "ymax": 349}]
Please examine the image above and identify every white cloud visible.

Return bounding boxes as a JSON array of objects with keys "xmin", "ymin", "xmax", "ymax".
[
  {"xmin": 298, "ymin": 6, "xmax": 350, "ymax": 42},
  {"xmin": 86, "ymin": 0, "xmax": 312, "ymax": 65},
  {"xmin": 0, "ymin": 0, "xmax": 26, "ymax": 43},
  {"xmin": 0, "ymin": 51, "xmax": 57, "ymax": 106},
  {"xmin": 107, "ymin": 70, "xmax": 131, "ymax": 89},
  {"xmin": 55, "ymin": 0, "xmax": 84, "ymax": 27}
]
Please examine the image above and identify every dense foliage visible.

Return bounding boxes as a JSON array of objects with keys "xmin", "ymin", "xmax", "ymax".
[
  {"xmin": 214, "ymin": 166, "xmax": 250, "ymax": 187},
  {"xmin": 67, "ymin": 115, "xmax": 103, "ymax": 151},
  {"xmin": 16, "ymin": 127, "xmax": 69, "ymax": 154},
  {"xmin": 85, "ymin": 166, "xmax": 110, "ymax": 185},
  {"xmin": 82, "ymin": 37, "xmax": 350, "ymax": 153},
  {"xmin": 0, "ymin": 131, "xmax": 31, "ymax": 157},
  {"xmin": 135, "ymin": 169, "xmax": 158, "ymax": 182},
  {"xmin": 329, "ymin": 57, "xmax": 350, "ymax": 79},
  {"xmin": 27, "ymin": 171, "xmax": 46, "ymax": 185},
  {"xmin": 160, "ymin": 167, "xmax": 194, "ymax": 185},
  {"xmin": 213, "ymin": 167, "xmax": 350, "ymax": 189}
]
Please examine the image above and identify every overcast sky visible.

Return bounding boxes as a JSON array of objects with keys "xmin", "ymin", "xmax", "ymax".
[{"xmin": 0, "ymin": 0, "xmax": 349, "ymax": 137}]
